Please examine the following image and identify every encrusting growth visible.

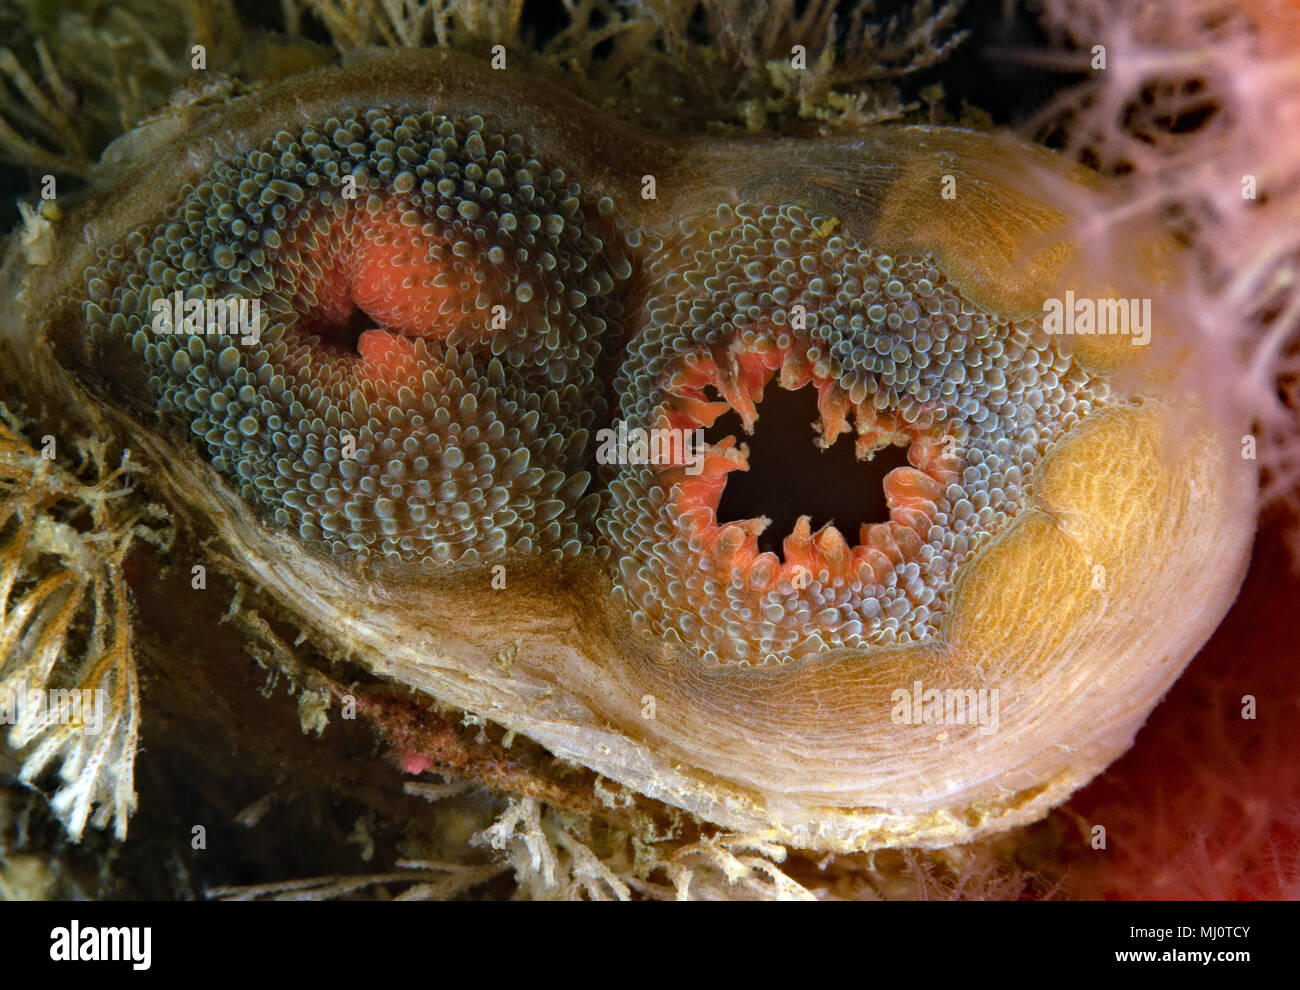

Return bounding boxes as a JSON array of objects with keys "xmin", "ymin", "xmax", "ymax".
[
  {"xmin": 0, "ymin": 412, "xmax": 169, "ymax": 840},
  {"xmin": 601, "ymin": 201, "xmax": 1108, "ymax": 663},
  {"xmin": 75, "ymin": 110, "xmax": 630, "ymax": 563}
]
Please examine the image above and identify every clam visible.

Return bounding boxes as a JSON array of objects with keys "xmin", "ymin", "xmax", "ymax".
[{"xmin": 0, "ymin": 47, "xmax": 1258, "ymax": 885}]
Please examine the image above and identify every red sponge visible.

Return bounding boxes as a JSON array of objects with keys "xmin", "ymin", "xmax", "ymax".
[{"xmin": 1061, "ymin": 513, "xmax": 1300, "ymax": 899}]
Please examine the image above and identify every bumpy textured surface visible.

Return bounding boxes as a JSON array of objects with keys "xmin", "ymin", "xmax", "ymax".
[
  {"xmin": 601, "ymin": 203, "xmax": 1107, "ymax": 663},
  {"xmin": 77, "ymin": 109, "xmax": 1107, "ymax": 663},
  {"xmin": 78, "ymin": 110, "xmax": 630, "ymax": 563}
]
